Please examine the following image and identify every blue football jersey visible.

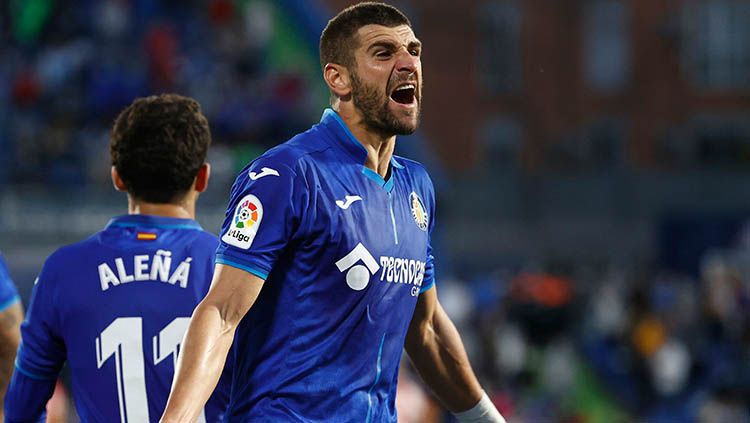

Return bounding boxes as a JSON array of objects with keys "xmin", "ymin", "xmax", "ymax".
[
  {"xmin": 216, "ymin": 109, "xmax": 436, "ymax": 422},
  {"xmin": 14, "ymin": 215, "xmax": 230, "ymax": 422},
  {"xmin": 0, "ymin": 252, "xmax": 20, "ymax": 312}
]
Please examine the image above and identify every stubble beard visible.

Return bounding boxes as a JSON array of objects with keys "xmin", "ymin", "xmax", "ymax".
[{"xmin": 350, "ymin": 71, "xmax": 421, "ymax": 137}]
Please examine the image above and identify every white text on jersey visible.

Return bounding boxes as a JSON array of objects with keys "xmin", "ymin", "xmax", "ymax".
[
  {"xmin": 378, "ymin": 256, "xmax": 425, "ymax": 287},
  {"xmin": 98, "ymin": 249, "xmax": 192, "ymax": 291}
]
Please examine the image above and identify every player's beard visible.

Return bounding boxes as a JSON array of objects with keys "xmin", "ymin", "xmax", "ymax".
[{"xmin": 350, "ymin": 70, "xmax": 421, "ymax": 137}]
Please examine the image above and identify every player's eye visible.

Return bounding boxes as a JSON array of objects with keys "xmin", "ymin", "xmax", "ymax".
[{"xmin": 375, "ymin": 50, "xmax": 392, "ymax": 58}]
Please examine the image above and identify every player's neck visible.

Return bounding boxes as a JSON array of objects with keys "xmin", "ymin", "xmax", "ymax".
[
  {"xmin": 127, "ymin": 197, "xmax": 196, "ymax": 220},
  {"xmin": 336, "ymin": 107, "xmax": 396, "ymax": 178}
]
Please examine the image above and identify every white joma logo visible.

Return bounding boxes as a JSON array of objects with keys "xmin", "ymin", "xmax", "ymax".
[
  {"xmin": 248, "ymin": 167, "xmax": 279, "ymax": 180},
  {"xmin": 336, "ymin": 195, "xmax": 362, "ymax": 210}
]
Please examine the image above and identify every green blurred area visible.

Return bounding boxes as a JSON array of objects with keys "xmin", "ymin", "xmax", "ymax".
[{"xmin": 11, "ymin": 0, "xmax": 54, "ymax": 44}]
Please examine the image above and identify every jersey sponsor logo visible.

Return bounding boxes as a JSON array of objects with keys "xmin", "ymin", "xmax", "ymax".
[
  {"xmin": 335, "ymin": 195, "xmax": 363, "ymax": 210},
  {"xmin": 98, "ymin": 249, "xmax": 192, "ymax": 291},
  {"xmin": 336, "ymin": 244, "xmax": 426, "ymax": 296},
  {"xmin": 222, "ymin": 194, "xmax": 264, "ymax": 249},
  {"xmin": 335, "ymin": 243, "xmax": 380, "ymax": 291},
  {"xmin": 248, "ymin": 167, "xmax": 279, "ymax": 180},
  {"xmin": 378, "ymin": 256, "xmax": 426, "ymax": 297},
  {"xmin": 409, "ymin": 192, "xmax": 428, "ymax": 231}
]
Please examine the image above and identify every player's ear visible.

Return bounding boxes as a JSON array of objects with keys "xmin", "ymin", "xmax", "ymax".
[
  {"xmin": 110, "ymin": 166, "xmax": 127, "ymax": 192},
  {"xmin": 194, "ymin": 163, "xmax": 210, "ymax": 193},
  {"xmin": 323, "ymin": 63, "xmax": 351, "ymax": 100}
]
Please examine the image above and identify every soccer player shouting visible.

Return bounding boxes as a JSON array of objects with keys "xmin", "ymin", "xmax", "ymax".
[
  {"xmin": 162, "ymin": 3, "xmax": 505, "ymax": 422},
  {"xmin": 5, "ymin": 95, "xmax": 230, "ymax": 422}
]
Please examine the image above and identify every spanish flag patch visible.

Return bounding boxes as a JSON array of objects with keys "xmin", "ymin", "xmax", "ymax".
[{"xmin": 137, "ymin": 232, "xmax": 157, "ymax": 241}]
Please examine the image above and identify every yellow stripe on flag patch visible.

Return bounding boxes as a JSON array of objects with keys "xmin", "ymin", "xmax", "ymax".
[{"xmin": 137, "ymin": 232, "xmax": 157, "ymax": 241}]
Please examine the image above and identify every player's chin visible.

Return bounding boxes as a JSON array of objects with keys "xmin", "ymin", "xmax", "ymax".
[
  {"xmin": 390, "ymin": 117, "xmax": 419, "ymax": 135},
  {"xmin": 388, "ymin": 101, "xmax": 419, "ymax": 130}
]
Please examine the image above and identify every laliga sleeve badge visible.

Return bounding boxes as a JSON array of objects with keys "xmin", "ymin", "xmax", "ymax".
[
  {"xmin": 222, "ymin": 194, "xmax": 264, "ymax": 249},
  {"xmin": 409, "ymin": 192, "xmax": 428, "ymax": 231}
]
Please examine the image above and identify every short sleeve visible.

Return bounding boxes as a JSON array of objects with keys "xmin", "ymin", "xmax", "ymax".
[
  {"xmin": 15, "ymin": 259, "xmax": 66, "ymax": 381},
  {"xmin": 419, "ymin": 176, "xmax": 437, "ymax": 295},
  {"xmin": 215, "ymin": 158, "xmax": 309, "ymax": 280},
  {"xmin": 0, "ymin": 254, "xmax": 20, "ymax": 311}
]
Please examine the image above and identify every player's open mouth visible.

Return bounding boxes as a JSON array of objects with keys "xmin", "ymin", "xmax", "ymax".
[{"xmin": 390, "ymin": 83, "xmax": 416, "ymax": 105}]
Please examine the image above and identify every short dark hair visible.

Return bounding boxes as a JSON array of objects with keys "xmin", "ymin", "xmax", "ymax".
[
  {"xmin": 320, "ymin": 2, "xmax": 411, "ymax": 69},
  {"xmin": 110, "ymin": 94, "xmax": 211, "ymax": 204}
]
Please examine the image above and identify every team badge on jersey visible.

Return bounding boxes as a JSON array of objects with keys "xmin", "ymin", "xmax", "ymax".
[
  {"xmin": 409, "ymin": 192, "xmax": 428, "ymax": 231},
  {"xmin": 222, "ymin": 194, "xmax": 263, "ymax": 249}
]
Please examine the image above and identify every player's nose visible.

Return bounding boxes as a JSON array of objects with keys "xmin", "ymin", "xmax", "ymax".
[{"xmin": 394, "ymin": 49, "xmax": 419, "ymax": 74}]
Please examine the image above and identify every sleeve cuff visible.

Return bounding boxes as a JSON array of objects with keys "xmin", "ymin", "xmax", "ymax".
[
  {"xmin": 0, "ymin": 294, "xmax": 20, "ymax": 312},
  {"xmin": 419, "ymin": 280, "xmax": 435, "ymax": 294},
  {"xmin": 14, "ymin": 360, "xmax": 57, "ymax": 381},
  {"xmin": 215, "ymin": 255, "xmax": 269, "ymax": 280}
]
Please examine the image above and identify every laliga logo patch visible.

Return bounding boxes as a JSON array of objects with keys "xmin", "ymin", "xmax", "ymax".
[
  {"xmin": 222, "ymin": 194, "xmax": 263, "ymax": 249},
  {"xmin": 409, "ymin": 192, "xmax": 428, "ymax": 231}
]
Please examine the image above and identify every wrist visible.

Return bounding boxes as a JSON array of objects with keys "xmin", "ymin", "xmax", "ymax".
[{"xmin": 453, "ymin": 391, "xmax": 506, "ymax": 423}]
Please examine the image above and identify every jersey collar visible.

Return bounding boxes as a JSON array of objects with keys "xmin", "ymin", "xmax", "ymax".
[
  {"xmin": 105, "ymin": 214, "xmax": 203, "ymax": 231},
  {"xmin": 319, "ymin": 108, "xmax": 404, "ymax": 192}
]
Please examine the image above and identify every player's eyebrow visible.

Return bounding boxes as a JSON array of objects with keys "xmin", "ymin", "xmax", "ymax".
[
  {"xmin": 367, "ymin": 39, "xmax": 422, "ymax": 53},
  {"xmin": 367, "ymin": 40, "xmax": 398, "ymax": 52}
]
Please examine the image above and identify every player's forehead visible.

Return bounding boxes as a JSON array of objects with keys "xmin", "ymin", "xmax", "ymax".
[{"xmin": 355, "ymin": 24, "xmax": 420, "ymax": 51}]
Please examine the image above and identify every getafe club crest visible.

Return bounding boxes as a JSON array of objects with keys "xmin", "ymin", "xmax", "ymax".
[
  {"xmin": 222, "ymin": 194, "xmax": 263, "ymax": 249},
  {"xmin": 409, "ymin": 192, "xmax": 428, "ymax": 231}
]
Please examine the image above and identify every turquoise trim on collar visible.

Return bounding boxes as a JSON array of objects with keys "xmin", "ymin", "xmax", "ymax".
[
  {"xmin": 322, "ymin": 108, "xmax": 400, "ymax": 193},
  {"xmin": 361, "ymin": 167, "xmax": 395, "ymax": 193},
  {"xmin": 321, "ymin": 108, "xmax": 369, "ymax": 163},
  {"xmin": 106, "ymin": 215, "xmax": 203, "ymax": 231}
]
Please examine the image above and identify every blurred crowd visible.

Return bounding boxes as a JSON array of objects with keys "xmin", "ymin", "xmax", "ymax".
[
  {"xmin": 402, "ymin": 221, "xmax": 750, "ymax": 422},
  {"xmin": 0, "ymin": 0, "xmax": 320, "ymax": 188}
]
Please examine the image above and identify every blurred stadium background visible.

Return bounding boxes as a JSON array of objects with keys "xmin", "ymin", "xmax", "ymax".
[{"xmin": 1, "ymin": 0, "xmax": 750, "ymax": 421}]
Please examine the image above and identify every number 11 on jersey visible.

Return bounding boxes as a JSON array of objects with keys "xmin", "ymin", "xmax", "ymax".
[{"xmin": 96, "ymin": 317, "xmax": 204, "ymax": 423}]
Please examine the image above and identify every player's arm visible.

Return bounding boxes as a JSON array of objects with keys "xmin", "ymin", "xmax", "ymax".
[
  {"xmin": 5, "ymin": 266, "xmax": 64, "ymax": 422},
  {"xmin": 161, "ymin": 264, "xmax": 263, "ymax": 422},
  {"xmin": 404, "ymin": 286, "xmax": 505, "ymax": 423},
  {"xmin": 0, "ymin": 301, "xmax": 23, "ymax": 420}
]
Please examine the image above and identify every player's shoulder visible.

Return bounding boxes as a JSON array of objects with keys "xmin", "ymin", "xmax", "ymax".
[
  {"xmin": 394, "ymin": 155, "xmax": 434, "ymax": 188},
  {"xmin": 36, "ymin": 233, "xmax": 102, "ymax": 286},
  {"xmin": 187, "ymin": 229, "xmax": 220, "ymax": 252},
  {"xmin": 251, "ymin": 127, "xmax": 332, "ymax": 173},
  {"xmin": 43, "ymin": 233, "xmax": 102, "ymax": 269}
]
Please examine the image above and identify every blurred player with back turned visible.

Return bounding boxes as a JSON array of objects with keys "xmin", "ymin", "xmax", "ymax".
[
  {"xmin": 5, "ymin": 94, "xmax": 230, "ymax": 422},
  {"xmin": 162, "ymin": 2, "xmax": 505, "ymax": 422}
]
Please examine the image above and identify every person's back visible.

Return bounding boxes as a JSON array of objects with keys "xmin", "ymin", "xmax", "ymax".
[
  {"xmin": 22, "ymin": 216, "xmax": 227, "ymax": 421},
  {"xmin": 5, "ymin": 94, "xmax": 228, "ymax": 422}
]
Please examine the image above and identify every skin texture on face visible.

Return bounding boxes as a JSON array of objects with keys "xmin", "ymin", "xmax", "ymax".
[{"xmin": 350, "ymin": 24, "xmax": 423, "ymax": 137}]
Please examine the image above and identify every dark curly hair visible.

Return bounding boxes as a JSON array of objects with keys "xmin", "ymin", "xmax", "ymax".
[
  {"xmin": 320, "ymin": 2, "xmax": 411, "ymax": 69},
  {"xmin": 110, "ymin": 94, "xmax": 211, "ymax": 204}
]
